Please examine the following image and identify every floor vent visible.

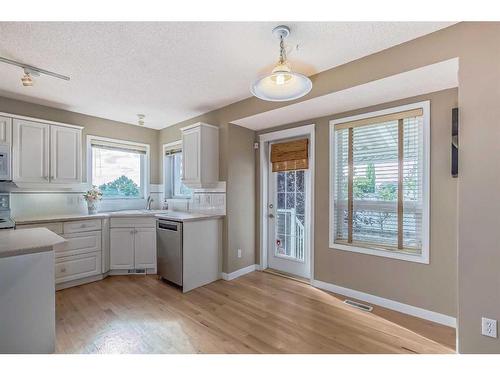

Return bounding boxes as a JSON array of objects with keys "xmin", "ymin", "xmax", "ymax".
[
  {"xmin": 128, "ymin": 269, "xmax": 146, "ymax": 274},
  {"xmin": 344, "ymin": 299, "xmax": 373, "ymax": 312}
]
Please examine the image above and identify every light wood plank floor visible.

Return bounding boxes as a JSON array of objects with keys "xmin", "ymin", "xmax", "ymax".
[{"xmin": 55, "ymin": 272, "xmax": 455, "ymax": 354}]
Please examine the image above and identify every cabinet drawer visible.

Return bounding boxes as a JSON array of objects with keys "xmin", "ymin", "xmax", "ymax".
[
  {"xmin": 110, "ymin": 217, "xmax": 155, "ymax": 228},
  {"xmin": 57, "ymin": 231, "xmax": 101, "ymax": 258},
  {"xmin": 55, "ymin": 251, "xmax": 102, "ymax": 284},
  {"xmin": 16, "ymin": 222, "xmax": 63, "ymax": 235},
  {"xmin": 63, "ymin": 219, "xmax": 102, "ymax": 233}
]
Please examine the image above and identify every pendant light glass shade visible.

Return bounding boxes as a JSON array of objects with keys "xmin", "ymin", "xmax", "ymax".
[
  {"xmin": 251, "ymin": 25, "xmax": 312, "ymax": 102},
  {"xmin": 251, "ymin": 70, "xmax": 312, "ymax": 102}
]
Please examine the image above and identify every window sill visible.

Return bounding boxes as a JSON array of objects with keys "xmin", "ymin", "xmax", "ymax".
[{"xmin": 329, "ymin": 242, "xmax": 429, "ymax": 264}]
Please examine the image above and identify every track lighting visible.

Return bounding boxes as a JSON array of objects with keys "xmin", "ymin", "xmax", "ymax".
[
  {"xmin": 21, "ymin": 72, "xmax": 33, "ymax": 87},
  {"xmin": 0, "ymin": 56, "xmax": 70, "ymax": 87}
]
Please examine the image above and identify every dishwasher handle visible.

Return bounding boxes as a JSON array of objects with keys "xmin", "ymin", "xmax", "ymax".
[{"xmin": 157, "ymin": 221, "xmax": 180, "ymax": 231}]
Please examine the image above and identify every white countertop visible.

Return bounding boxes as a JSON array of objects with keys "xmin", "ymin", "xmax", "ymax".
[
  {"xmin": 13, "ymin": 210, "xmax": 225, "ymax": 225},
  {"xmin": 0, "ymin": 228, "xmax": 66, "ymax": 259}
]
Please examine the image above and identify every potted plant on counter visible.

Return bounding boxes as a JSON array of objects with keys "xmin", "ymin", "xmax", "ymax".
[{"xmin": 83, "ymin": 186, "xmax": 103, "ymax": 215}]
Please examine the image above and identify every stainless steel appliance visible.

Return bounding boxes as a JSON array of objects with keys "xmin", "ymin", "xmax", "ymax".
[
  {"xmin": 0, "ymin": 193, "xmax": 15, "ymax": 229},
  {"xmin": 0, "ymin": 144, "xmax": 11, "ymax": 181},
  {"xmin": 157, "ymin": 219, "xmax": 183, "ymax": 286}
]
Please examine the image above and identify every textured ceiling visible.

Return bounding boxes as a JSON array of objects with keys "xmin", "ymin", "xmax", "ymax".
[{"xmin": 0, "ymin": 22, "xmax": 454, "ymax": 129}]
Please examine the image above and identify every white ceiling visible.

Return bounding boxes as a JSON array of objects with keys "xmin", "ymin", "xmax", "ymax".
[
  {"xmin": 0, "ymin": 22, "xmax": 454, "ymax": 129},
  {"xmin": 233, "ymin": 58, "xmax": 459, "ymax": 131}
]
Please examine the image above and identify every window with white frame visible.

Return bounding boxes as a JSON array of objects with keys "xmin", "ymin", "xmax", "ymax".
[
  {"xmin": 329, "ymin": 102, "xmax": 429, "ymax": 263},
  {"xmin": 164, "ymin": 147, "xmax": 192, "ymax": 199},
  {"xmin": 89, "ymin": 137, "xmax": 149, "ymax": 199}
]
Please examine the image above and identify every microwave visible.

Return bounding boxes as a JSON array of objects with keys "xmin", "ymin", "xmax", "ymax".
[{"xmin": 0, "ymin": 144, "xmax": 11, "ymax": 181}]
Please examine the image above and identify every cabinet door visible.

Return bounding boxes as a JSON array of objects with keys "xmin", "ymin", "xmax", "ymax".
[
  {"xmin": 50, "ymin": 125, "xmax": 81, "ymax": 183},
  {"xmin": 0, "ymin": 116, "xmax": 12, "ymax": 145},
  {"xmin": 181, "ymin": 127, "xmax": 200, "ymax": 185},
  {"xmin": 12, "ymin": 119, "xmax": 50, "ymax": 183},
  {"xmin": 134, "ymin": 227, "xmax": 157, "ymax": 269},
  {"xmin": 110, "ymin": 228, "xmax": 135, "ymax": 270}
]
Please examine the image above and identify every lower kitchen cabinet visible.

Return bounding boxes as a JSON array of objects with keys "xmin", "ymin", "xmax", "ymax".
[
  {"xmin": 110, "ymin": 227, "xmax": 156, "ymax": 272},
  {"xmin": 134, "ymin": 228, "xmax": 156, "ymax": 269},
  {"xmin": 109, "ymin": 228, "xmax": 135, "ymax": 269},
  {"xmin": 55, "ymin": 251, "xmax": 102, "ymax": 284}
]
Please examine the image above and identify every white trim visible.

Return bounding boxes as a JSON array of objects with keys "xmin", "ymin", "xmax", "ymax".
[
  {"xmin": 163, "ymin": 140, "xmax": 182, "ymax": 152},
  {"xmin": 221, "ymin": 264, "xmax": 258, "ymax": 281},
  {"xmin": 258, "ymin": 124, "xmax": 315, "ymax": 282},
  {"xmin": 329, "ymin": 101, "xmax": 430, "ymax": 264},
  {"xmin": 312, "ymin": 279, "xmax": 456, "ymax": 328},
  {"xmin": 86, "ymin": 134, "xmax": 151, "ymax": 199},
  {"xmin": 0, "ymin": 111, "xmax": 84, "ymax": 130}
]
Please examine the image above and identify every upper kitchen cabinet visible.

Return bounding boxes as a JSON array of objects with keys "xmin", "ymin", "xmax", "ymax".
[
  {"xmin": 181, "ymin": 122, "xmax": 219, "ymax": 188},
  {"xmin": 50, "ymin": 125, "xmax": 82, "ymax": 184},
  {"xmin": 12, "ymin": 118, "xmax": 82, "ymax": 186},
  {"xmin": 0, "ymin": 116, "xmax": 12, "ymax": 145},
  {"xmin": 12, "ymin": 119, "xmax": 50, "ymax": 183}
]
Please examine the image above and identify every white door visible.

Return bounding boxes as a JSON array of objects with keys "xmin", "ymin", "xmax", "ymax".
[
  {"xmin": 0, "ymin": 116, "xmax": 12, "ymax": 144},
  {"xmin": 50, "ymin": 125, "xmax": 81, "ymax": 183},
  {"xmin": 134, "ymin": 227, "xmax": 157, "ymax": 269},
  {"xmin": 110, "ymin": 228, "xmax": 135, "ymax": 270},
  {"xmin": 181, "ymin": 127, "xmax": 200, "ymax": 185},
  {"xmin": 12, "ymin": 119, "xmax": 50, "ymax": 183},
  {"xmin": 267, "ymin": 146, "xmax": 311, "ymax": 279}
]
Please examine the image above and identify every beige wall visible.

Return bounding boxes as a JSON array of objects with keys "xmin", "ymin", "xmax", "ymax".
[
  {"xmin": 161, "ymin": 22, "xmax": 500, "ymax": 352},
  {"xmin": 0, "ymin": 96, "xmax": 160, "ymax": 184},
  {"xmin": 158, "ymin": 112, "xmax": 256, "ymax": 274},
  {"xmin": 256, "ymin": 88, "xmax": 458, "ymax": 317}
]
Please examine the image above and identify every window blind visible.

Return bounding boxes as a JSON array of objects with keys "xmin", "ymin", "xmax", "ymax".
[
  {"xmin": 90, "ymin": 138, "xmax": 148, "ymax": 155},
  {"xmin": 271, "ymin": 138, "xmax": 309, "ymax": 172},
  {"xmin": 333, "ymin": 110, "xmax": 424, "ymax": 254}
]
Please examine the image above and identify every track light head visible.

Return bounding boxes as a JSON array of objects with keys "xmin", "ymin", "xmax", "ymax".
[{"xmin": 21, "ymin": 72, "xmax": 33, "ymax": 87}]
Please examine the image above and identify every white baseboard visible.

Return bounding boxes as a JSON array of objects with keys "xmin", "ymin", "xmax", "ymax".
[
  {"xmin": 312, "ymin": 279, "xmax": 456, "ymax": 328},
  {"xmin": 221, "ymin": 264, "xmax": 258, "ymax": 281}
]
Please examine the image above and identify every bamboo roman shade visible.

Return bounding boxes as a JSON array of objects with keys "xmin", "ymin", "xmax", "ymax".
[
  {"xmin": 333, "ymin": 108, "xmax": 424, "ymax": 254},
  {"xmin": 271, "ymin": 139, "xmax": 309, "ymax": 172}
]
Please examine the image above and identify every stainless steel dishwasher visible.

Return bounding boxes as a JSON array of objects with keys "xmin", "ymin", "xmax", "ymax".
[{"xmin": 157, "ymin": 219, "xmax": 183, "ymax": 286}]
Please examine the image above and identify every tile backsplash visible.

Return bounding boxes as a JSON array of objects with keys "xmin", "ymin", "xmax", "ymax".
[
  {"xmin": 10, "ymin": 184, "xmax": 225, "ymax": 218},
  {"xmin": 10, "ymin": 192, "xmax": 88, "ymax": 218}
]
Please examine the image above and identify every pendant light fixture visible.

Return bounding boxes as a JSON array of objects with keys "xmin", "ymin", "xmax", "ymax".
[
  {"xmin": 251, "ymin": 25, "xmax": 312, "ymax": 102},
  {"xmin": 137, "ymin": 114, "xmax": 145, "ymax": 126}
]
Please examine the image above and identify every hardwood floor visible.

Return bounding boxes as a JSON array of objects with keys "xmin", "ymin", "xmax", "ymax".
[{"xmin": 55, "ymin": 271, "xmax": 455, "ymax": 354}]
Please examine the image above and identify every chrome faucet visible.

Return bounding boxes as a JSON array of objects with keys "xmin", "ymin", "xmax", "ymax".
[{"xmin": 145, "ymin": 195, "xmax": 154, "ymax": 210}]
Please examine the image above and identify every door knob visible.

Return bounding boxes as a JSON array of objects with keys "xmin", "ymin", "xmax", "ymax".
[{"xmin": 269, "ymin": 213, "xmax": 275, "ymax": 219}]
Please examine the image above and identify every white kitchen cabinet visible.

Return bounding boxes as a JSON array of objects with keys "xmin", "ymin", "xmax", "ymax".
[
  {"xmin": 12, "ymin": 118, "xmax": 82, "ymax": 185},
  {"xmin": 110, "ymin": 226, "xmax": 156, "ymax": 272},
  {"xmin": 181, "ymin": 122, "xmax": 219, "ymax": 188},
  {"xmin": 134, "ymin": 228, "xmax": 156, "ymax": 269},
  {"xmin": 55, "ymin": 251, "xmax": 102, "ymax": 284},
  {"xmin": 50, "ymin": 125, "xmax": 81, "ymax": 184},
  {"xmin": 12, "ymin": 119, "xmax": 50, "ymax": 183},
  {"xmin": 110, "ymin": 228, "xmax": 135, "ymax": 270},
  {"xmin": 0, "ymin": 116, "xmax": 12, "ymax": 145}
]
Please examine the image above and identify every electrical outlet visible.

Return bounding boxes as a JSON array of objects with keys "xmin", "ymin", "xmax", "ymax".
[
  {"xmin": 482, "ymin": 317, "xmax": 497, "ymax": 338},
  {"xmin": 237, "ymin": 249, "xmax": 242, "ymax": 258}
]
